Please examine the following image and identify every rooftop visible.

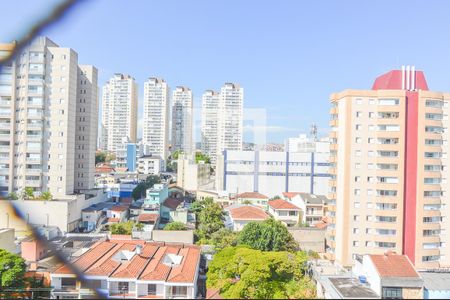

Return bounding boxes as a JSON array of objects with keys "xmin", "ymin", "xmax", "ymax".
[
  {"xmin": 227, "ymin": 205, "xmax": 269, "ymax": 221},
  {"xmin": 163, "ymin": 198, "xmax": 183, "ymax": 210},
  {"xmin": 420, "ymin": 272, "xmax": 450, "ymax": 291},
  {"xmin": 53, "ymin": 240, "xmax": 201, "ymax": 284},
  {"xmin": 109, "ymin": 205, "xmax": 128, "ymax": 212},
  {"xmin": 237, "ymin": 192, "xmax": 268, "ymax": 199},
  {"xmin": 268, "ymin": 199, "xmax": 300, "ymax": 210},
  {"xmin": 297, "ymin": 193, "xmax": 328, "ymax": 205},
  {"xmin": 137, "ymin": 213, "xmax": 159, "ymax": 223},
  {"xmin": 369, "ymin": 253, "xmax": 420, "ymax": 278},
  {"xmin": 328, "ymin": 277, "xmax": 379, "ymax": 299}
]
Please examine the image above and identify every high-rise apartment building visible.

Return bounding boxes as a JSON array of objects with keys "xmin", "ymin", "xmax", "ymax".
[
  {"xmin": 0, "ymin": 37, "xmax": 98, "ymax": 197},
  {"xmin": 218, "ymin": 83, "xmax": 244, "ymax": 153},
  {"xmin": 201, "ymin": 83, "xmax": 244, "ymax": 163},
  {"xmin": 142, "ymin": 77, "xmax": 169, "ymax": 160},
  {"xmin": 201, "ymin": 90, "xmax": 220, "ymax": 162},
  {"xmin": 328, "ymin": 67, "xmax": 450, "ymax": 269},
  {"xmin": 101, "ymin": 73, "xmax": 138, "ymax": 152},
  {"xmin": 172, "ymin": 86, "xmax": 193, "ymax": 154}
]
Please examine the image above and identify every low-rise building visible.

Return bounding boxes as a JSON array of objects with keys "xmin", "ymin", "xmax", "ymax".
[
  {"xmin": 353, "ymin": 252, "xmax": 423, "ymax": 299},
  {"xmin": 21, "ymin": 237, "xmax": 47, "ymax": 263},
  {"xmin": 283, "ymin": 192, "xmax": 327, "ymax": 225},
  {"xmin": 81, "ymin": 202, "xmax": 114, "ymax": 232},
  {"xmin": 177, "ymin": 154, "xmax": 213, "ymax": 192},
  {"xmin": 144, "ymin": 184, "xmax": 169, "ymax": 212},
  {"xmin": 50, "ymin": 239, "xmax": 201, "ymax": 299},
  {"xmin": 0, "ymin": 228, "xmax": 15, "ymax": 253},
  {"xmin": 161, "ymin": 198, "xmax": 195, "ymax": 227},
  {"xmin": 106, "ymin": 205, "xmax": 129, "ymax": 223},
  {"xmin": 196, "ymin": 190, "xmax": 234, "ymax": 207},
  {"xmin": 267, "ymin": 198, "xmax": 301, "ymax": 227},
  {"xmin": 421, "ymin": 272, "xmax": 450, "ymax": 299},
  {"xmin": 224, "ymin": 204, "xmax": 269, "ymax": 231},
  {"xmin": 137, "ymin": 155, "xmax": 164, "ymax": 175},
  {"xmin": 236, "ymin": 192, "xmax": 269, "ymax": 209}
]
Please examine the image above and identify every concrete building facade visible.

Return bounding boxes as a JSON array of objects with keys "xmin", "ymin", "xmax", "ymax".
[
  {"xmin": 101, "ymin": 73, "xmax": 138, "ymax": 152},
  {"xmin": 143, "ymin": 77, "xmax": 169, "ymax": 160},
  {"xmin": 0, "ymin": 37, "xmax": 98, "ymax": 197},
  {"xmin": 328, "ymin": 67, "xmax": 450, "ymax": 269},
  {"xmin": 172, "ymin": 86, "xmax": 193, "ymax": 154},
  {"xmin": 216, "ymin": 149, "xmax": 331, "ymax": 197}
]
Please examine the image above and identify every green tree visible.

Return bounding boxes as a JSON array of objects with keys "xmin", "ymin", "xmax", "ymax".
[
  {"xmin": 23, "ymin": 187, "xmax": 34, "ymax": 200},
  {"xmin": 131, "ymin": 175, "xmax": 161, "ymax": 200},
  {"xmin": 110, "ymin": 221, "xmax": 134, "ymax": 235},
  {"xmin": 195, "ymin": 152, "xmax": 211, "ymax": 164},
  {"xmin": 135, "ymin": 222, "xmax": 144, "ymax": 232},
  {"xmin": 238, "ymin": 218, "xmax": 298, "ymax": 252},
  {"xmin": 95, "ymin": 151, "xmax": 107, "ymax": 164},
  {"xmin": 207, "ymin": 247, "xmax": 316, "ymax": 299},
  {"xmin": 269, "ymin": 195, "xmax": 282, "ymax": 201},
  {"xmin": 195, "ymin": 198, "xmax": 225, "ymax": 241},
  {"xmin": 6, "ymin": 192, "xmax": 18, "ymax": 200},
  {"xmin": 0, "ymin": 249, "xmax": 27, "ymax": 289},
  {"xmin": 208, "ymin": 228, "xmax": 238, "ymax": 250},
  {"xmin": 40, "ymin": 191, "xmax": 52, "ymax": 201},
  {"xmin": 164, "ymin": 221, "xmax": 187, "ymax": 231}
]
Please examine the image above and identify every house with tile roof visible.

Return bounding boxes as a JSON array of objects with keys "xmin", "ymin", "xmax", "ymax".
[
  {"xmin": 282, "ymin": 192, "xmax": 328, "ymax": 225},
  {"xmin": 50, "ymin": 239, "xmax": 201, "ymax": 299},
  {"xmin": 106, "ymin": 205, "xmax": 129, "ymax": 223},
  {"xmin": 236, "ymin": 192, "xmax": 269, "ymax": 209},
  {"xmin": 267, "ymin": 199, "xmax": 301, "ymax": 227},
  {"xmin": 224, "ymin": 204, "xmax": 269, "ymax": 231},
  {"xmin": 353, "ymin": 252, "xmax": 424, "ymax": 299}
]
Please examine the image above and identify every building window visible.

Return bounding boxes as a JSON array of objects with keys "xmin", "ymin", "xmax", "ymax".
[
  {"xmin": 382, "ymin": 287, "xmax": 402, "ymax": 299},
  {"xmin": 118, "ymin": 282, "xmax": 129, "ymax": 292},
  {"xmin": 147, "ymin": 284, "xmax": 156, "ymax": 295}
]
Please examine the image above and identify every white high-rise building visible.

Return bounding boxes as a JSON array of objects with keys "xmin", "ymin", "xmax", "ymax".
[
  {"xmin": 143, "ymin": 77, "xmax": 169, "ymax": 160},
  {"xmin": 101, "ymin": 74, "xmax": 138, "ymax": 153},
  {"xmin": 218, "ymin": 83, "xmax": 244, "ymax": 153},
  {"xmin": 172, "ymin": 86, "xmax": 193, "ymax": 154},
  {"xmin": 201, "ymin": 90, "xmax": 220, "ymax": 162},
  {"xmin": 0, "ymin": 37, "xmax": 98, "ymax": 197},
  {"xmin": 201, "ymin": 83, "xmax": 244, "ymax": 163}
]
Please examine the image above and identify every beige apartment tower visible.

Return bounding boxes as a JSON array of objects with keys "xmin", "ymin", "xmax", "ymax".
[
  {"xmin": 0, "ymin": 37, "xmax": 98, "ymax": 197},
  {"xmin": 328, "ymin": 67, "xmax": 450, "ymax": 269}
]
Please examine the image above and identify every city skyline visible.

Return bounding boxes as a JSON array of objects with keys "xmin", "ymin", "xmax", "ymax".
[{"xmin": 4, "ymin": 0, "xmax": 450, "ymax": 143}]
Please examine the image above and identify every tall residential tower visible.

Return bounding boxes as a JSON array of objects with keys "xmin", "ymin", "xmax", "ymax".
[
  {"xmin": 101, "ymin": 73, "xmax": 138, "ymax": 152},
  {"xmin": 0, "ymin": 37, "xmax": 98, "ymax": 197},
  {"xmin": 142, "ymin": 77, "xmax": 169, "ymax": 160},
  {"xmin": 172, "ymin": 86, "xmax": 193, "ymax": 154},
  {"xmin": 328, "ymin": 67, "xmax": 450, "ymax": 269}
]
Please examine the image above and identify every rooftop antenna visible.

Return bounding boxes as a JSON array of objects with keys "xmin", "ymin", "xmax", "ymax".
[{"xmin": 310, "ymin": 123, "xmax": 318, "ymax": 141}]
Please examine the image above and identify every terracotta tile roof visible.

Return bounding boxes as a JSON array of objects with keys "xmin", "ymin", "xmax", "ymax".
[
  {"xmin": 163, "ymin": 198, "xmax": 183, "ymax": 210},
  {"xmin": 110, "ymin": 235, "xmax": 133, "ymax": 240},
  {"xmin": 282, "ymin": 192, "xmax": 301, "ymax": 199},
  {"xmin": 167, "ymin": 247, "xmax": 201, "ymax": 283},
  {"xmin": 107, "ymin": 217, "xmax": 120, "ymax": 223},
  {"xmin": 139, "ymin": 246, "xmax": 179, "ymax": 281},
  {"xmin": 109, "ymin": 205, "xmax": 128, "ymax": 212},
  {"xmin": 237, "ymin": 192, "xmax": 268, "ymax": 199},
  {"xmin": 369, "ymin": 253, "xmax": 420, "ymax": 278},
  {"xmin": 228, "ymin": 205, "xmax": 269, "ymax": 221},
  {"xmin": 206, "ymin": 288, "xmax": 223, "ymax": 299},
  {"xmin": 52, "ymin": 240, "xmax": 201, "ymax": 284},
  {"xmin": 138, "ymin": 213, "xmax": 159, "ymax": 223},
  {"xmin": 268, "ymin": 199, "xmax": 300, "ymax": 210}
]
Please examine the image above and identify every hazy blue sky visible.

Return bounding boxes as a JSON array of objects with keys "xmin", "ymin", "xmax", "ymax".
[{"xmin": 2, "ymin": 0, "xmax": 450, "ymax": 143}]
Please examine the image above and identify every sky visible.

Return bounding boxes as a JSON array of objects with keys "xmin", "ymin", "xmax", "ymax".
[{"xmin": 2, "ymin": 0, "xmax": 450, "ymax": 143}]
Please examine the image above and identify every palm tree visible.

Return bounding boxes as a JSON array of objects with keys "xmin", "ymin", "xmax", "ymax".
[
  {"xmin": 23, "ymin": 187, "xmax": 34, "ymax": 200},
  {"xmin": 41, "ymin": 191, "xmax": 52, "ymax": 201}
]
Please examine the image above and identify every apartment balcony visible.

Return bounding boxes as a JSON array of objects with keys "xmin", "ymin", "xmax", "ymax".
[
  {"xmin": 26, "ymin": 134, "xmax": 43, "ymax": 141},
  {"xmin": 25, "ymin": 168, "xmax": 42, "ymax": 175},
  {"xmin": 26, "ymin": 157, "xmax": 41, "ymax": 164},
  {"xmin": 28, "ymin": 68, "xmax": 45, "ymax": 75},
  {"xmin": 0, "ymin": 100, "xmax": 11, "ymax": 107},
  {"xmin": 329, "ymin": 119, "xmax": 338, "ymax": 127},
  {"xmin": 0, "ymin": 123, "xmax": 11, "ymax": 129},
  {"xmin": 27, "ymin": 100, "xmax": 44, "ymax": 107},
  {"xmin": 0, "ymin": 168, "xmax": 9, "ymax": 175},
  {"xmin": 25, "ymin": 180, "xmax": 41, "ymax": 187},
  {"xmin": 0, "ymin": 134, "xmax": 11, "ymax": 140}
]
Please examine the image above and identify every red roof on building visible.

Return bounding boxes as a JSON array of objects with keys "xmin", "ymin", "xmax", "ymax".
[
  {"xmin": 95, "ymin": 163, "xmax": 115, "ymax": 173},
  {"xmin": 138, "ymin": 213, "xmax": 159, "ymax": 223},
  {"xmin": 372, "ymin": 69, "xmax": 428, "ymax": 91},
  {"xmin": 109, "ymin": 205, "xmax": 128, "ymax": 212},
  {"xmin": 369, "ymin": 253, "xmax": 420, "ymax": 278},
  {"xmin": 282, "ymin": 192, "xmax": 301, "ymax": 199},
  {"xmin": 237, "ymin": 192, "xmax": 268, "ymax": 199},
  {"xmin": 163, "ymin": 198, "xmax": 183, "ymax": 210},
  {"xmin": 268, "ymin": 199, "xmax": 300, "ymax": 210},
  {"xmin": 53, "ymin": 240, "xmax": 201, "ymax": 284},
  {"xmin": 107, "ymin": 218, "xmax": 120, "ymax": 223},
  {"xmin": 228, "ymin": 205, "xmax": 269, "ymax": 221}
]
